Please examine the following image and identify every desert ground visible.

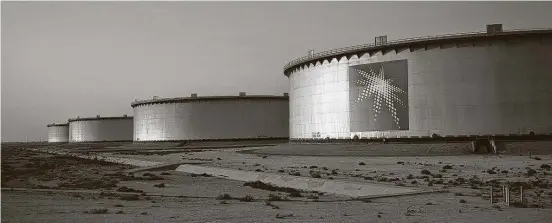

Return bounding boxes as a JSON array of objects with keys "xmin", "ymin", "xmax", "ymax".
[{"xmin": 2, "ymin": 140, "xmax": 552, "ymax": 223}]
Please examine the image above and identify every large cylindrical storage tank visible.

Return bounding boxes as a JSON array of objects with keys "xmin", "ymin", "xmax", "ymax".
[
  {"xmin": 283, "ymin": 27, "xmax": 552, "ymax": 140},
  {"xmin": 47, "ymin": 123, "xmax": 69, "ymax": 143},
  {"xmin": 132, "ymin": 94, "xmax": 289, "ymax": 141},
  {"xmin": 68, "ymin": 116, "xmax": 133, "ymax": 142}
]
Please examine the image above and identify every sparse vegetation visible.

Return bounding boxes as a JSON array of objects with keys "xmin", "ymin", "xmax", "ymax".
[
  {"xmin": 119, "ymin": 194, "xmax": 140, "ymax": 201},
  {"xmin": 216, "ymin": 193, "xmax": 233, "ymax": 200},
  {"xmin": 116, "ymin": 186, "xmax": 143, "ymax": 193},
  {"xmin": 309, "ymin": 171, "xmax": 322, "ymax": 178},
  {"xmin": 511, "ymin": 202, "xmax": 528, "ymax": 208},
  {"xmin": 268, "ymin": 193, "xmax": 287, "ymax": 201},
  {"xmin": 306, "ymin": 194, "xmax": 319, "ymax": 200},
  {"xmin": 265, "ymin": 200, "xmax": 280, "ymax": 209},
  {"xmin": 289, "ymin": 191, "xmax": 302, "ymax": 197},
  {"xmin": 243, "ymin": 181, "xmax": 302, "ymax": 195},
  {"xmin": 527, "ymin": 168, "xmax": 537, "ymax": 177},
  {"xmin": 239, "ymin": 195, "xmax": 254, "ymax": 202},
  {"xmin": 276, "ymin": 213, "xmax": 294, "ymax": 219},
  {"xmin": 85, "ymin": 208, "xmax": 108, "ymax": 214}
]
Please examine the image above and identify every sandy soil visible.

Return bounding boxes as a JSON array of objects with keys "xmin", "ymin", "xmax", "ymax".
[
  {"xmin": 94, "ymin": 144, "xmax": 552, "ymax": 208},
  {"xmin": 3, "ymin": 142, "xmax": 552, "ymax": 222}
]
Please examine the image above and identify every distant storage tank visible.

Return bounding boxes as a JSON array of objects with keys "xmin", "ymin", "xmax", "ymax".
[
  {"xmin": 68, "ymin": 115, "xmax": 133, "ymax": 142},
  {"xmin": 283, "ymin": 26, "xmax": 552, "ymax": 139},
  {"xmin": 131, "ymin": 93, "xmax": 289, "ymax": 141},
  {"xmin": 46, "ymin": 123, "xmax": 69, "ymax": 143}
]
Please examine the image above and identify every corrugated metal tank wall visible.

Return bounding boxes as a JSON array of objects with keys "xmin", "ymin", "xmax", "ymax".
[
  {"xmin": 47, "ymin": 125, "xmax": 69, "ymax": 143},
  {"xmin": 133, "ymin": 98, "xmax": 289, "ymax": 141},
  {"xmin": 69, "ymin": 118, "xmax": 133, "ymax": 142},
  {"xmin": 288, "ymin": 35, "xmax": 552, "ymax": 139}
]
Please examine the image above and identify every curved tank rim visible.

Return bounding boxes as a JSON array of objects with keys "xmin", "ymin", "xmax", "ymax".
[
  {"xmin": 68, "ymin": 116, "xmax": 133, "ymax": 122},
  {"xmin": 47, "ymin": 123, "xmax": 69, "ymax": 127},
  {"xmin": 282, "ymin": 28, "xmax": 552, "ymax": 76},
  {"xmin": 131, "ymin": 95, "xmax": 289, "ymax": 107}
]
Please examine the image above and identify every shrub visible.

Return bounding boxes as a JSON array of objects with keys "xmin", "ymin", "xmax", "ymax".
[
  {"xmin": 442, "ymin": 165, "xmax": 453, "ymax": 170},
  {"xmin": 119, "ymin": 194, "xmax": 139, "ymax": 201},
  {"xmin": 527, "ymin": 169, "xmax": 537, "ymax": 177},
  {"xmin": 289, "ymin": 191, "xmax": 302, "ymax": 197},
  {"xmin": 310, "ymin": 171, "xmax": 321, "ymax": 178},
  {"xmin": 216, "ymin": 193, "xmax": 233, "ymax": 200},
  {"xmin": 459, "ymin": 199, "xmax": 466, "ymax": 203},
  {"xmin": 421, "ymin": 170, "xmax": 431, "ymax": 175},
  {"xmin": 85, "ymin": 208, "xmax": 108, "ymax": 214},
  {"xmin": 306, "ymin": 194, "xmax": 319, "ymax": 199},
  {"xmin": 239, "ymin": 195, "xmax": 254, "ymax": 202},
  {"xmin": 268, "ymin": 193, "xmax": 286, "ymax": 201},
  {"xmin": 359, "ymin": 162, "xmax": 366, "ymax": 166}
]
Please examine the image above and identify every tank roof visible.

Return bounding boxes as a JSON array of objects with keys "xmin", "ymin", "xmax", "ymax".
[
  {"xmin": 131, "ymin": 95, "xmax": 289, "ymax": 107},
  {"xmin": 283, "ymin": 28, "xmax": 552, "ymax": 76},
  {"xmin": 47, "ymin": 123, "xmax": 69, "ymax": 127},
  {"xmin": 68, "ymin": 116, "xmax": 133, "ymax": 122}
]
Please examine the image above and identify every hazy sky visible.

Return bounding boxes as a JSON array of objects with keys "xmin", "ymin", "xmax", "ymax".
[{"xmin": 2, "ymin": 1, "xmax": 552, "ymax": 142}]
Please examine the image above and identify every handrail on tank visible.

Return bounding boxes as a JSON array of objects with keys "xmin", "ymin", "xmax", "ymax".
[{"xmin": 282, "ymin": 28, "xmax": 552, "ymax": 73}]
